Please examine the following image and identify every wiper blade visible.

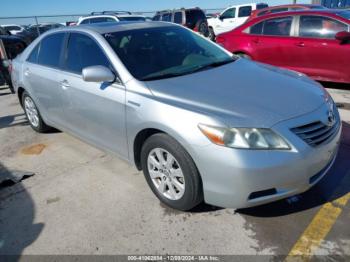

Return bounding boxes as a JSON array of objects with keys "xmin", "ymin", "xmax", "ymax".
[
  {"xmin": 190, "ymin": 59, "xmax": 235, "ymax": 73},
  {"xmin": 140, "ymin": 72, "xmax": 186, "ymax": 81}
]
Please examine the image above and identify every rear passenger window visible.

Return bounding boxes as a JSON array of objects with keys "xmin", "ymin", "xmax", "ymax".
[
  {"xmin": 249, "ymin": 16, "xmax": 293, "ymax": 36},
  {"xmin": 250, "ymin": 21, "xmax": 264, "ymax": 34},
  {"xmin": 27, "ymin": 44, "xmax": 39, "ymax": 63},
  {"xmin": 174, "ymin": 12, "xmax": 183, "ymax": 24},
  {"xmin": 90, "ymin": 17, "xmax": 109, "ymax": 23},
  {"xmin": 80, "ymin": 19, "xmax": 90, "ymax": 24},
  {"xmin": 37, "ymin": 33, "xmax": 65, "ymax": 68},
  {"xmin": 153, "ymin": 15, "xmax": 161, "ymax": 21},
  {"xmin": 162, "ymin": 13, "xmax": 172, "ymax": 22},
  {"xmin": 238, "ymin": 6, "xmax": 252, "ymax": 18},
  {"xmin": 65, "ymin": 33, "xmax": 111, "ymax": 74},
  {"xmin": 263, "ymin": 16, "xmax": 293, "ymax": 36}
]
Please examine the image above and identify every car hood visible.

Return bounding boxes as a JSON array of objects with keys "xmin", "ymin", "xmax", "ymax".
[{"xmin": 145, "ymin": 59, "xmax": 326, "ymax": 128}]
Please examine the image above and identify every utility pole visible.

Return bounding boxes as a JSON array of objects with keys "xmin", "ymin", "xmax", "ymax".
[{"xmin": 293, "ymin": 0, "xmax": 297, "ymax": 4}]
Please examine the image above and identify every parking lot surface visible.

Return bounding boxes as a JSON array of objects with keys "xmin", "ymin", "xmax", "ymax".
[{"xmin": 0, "ymin": 83, "xmax": 349, "ymax": 258}]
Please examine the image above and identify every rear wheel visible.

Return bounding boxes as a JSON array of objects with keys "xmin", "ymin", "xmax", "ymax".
[
  {"xmin": 235, "ymin": 53, "xmax": 252, "ymax": 60},
  {"xmin": 141, "ymin": 133, "xmax": 203, "ymax": 211},
  {"xmin": 22, "ymin": 91, "xmax": 51, "ymax": 133},
  {"xmin": 197, "ymin": 21, "xmax": 209, "ymax": 37},
  {"xmin": 208, "ymin": 27, "xmax": 216, "ymax": 41}
]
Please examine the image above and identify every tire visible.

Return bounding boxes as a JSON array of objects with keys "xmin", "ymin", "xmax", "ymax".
[
  {"xmin": 141, "ymin": 133, "xmax": 203, "ymax": 211},
  {"xmin": 22, "ymin": 91, "xmax": 51, "ymax": 133},
  {"xmin": 197, "ymin": 21, "xmax": 209, "ymax": 37},
  {"xmin": 236, "ymin": 53, "xmax": 252, "ymax": 60},
  {"xmin": 208, "ymin": 27, "xmax": 216, "ymax": 41}
]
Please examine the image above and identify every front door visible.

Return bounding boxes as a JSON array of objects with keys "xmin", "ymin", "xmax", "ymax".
[
  {"xmin": 292, "ymin": 15, "xmax": 350, "ymax": 82},
  {"xmin": 59, "ymin": 32, "xmax": 128, "ymax": 157}
]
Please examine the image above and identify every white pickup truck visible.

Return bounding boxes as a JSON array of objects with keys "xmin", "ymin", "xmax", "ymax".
[{"xmin": 207, "ymin": 3, "xmax": 268, "ymax": 40}]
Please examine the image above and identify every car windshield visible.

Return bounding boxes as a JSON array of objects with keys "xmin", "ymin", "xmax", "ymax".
[
  {"xmin": 104, "ymin": 26, "xmax": 234, "ymax": 81},
  {"xmin": 118, "ymin": 16, "xmax": 146, "ymax": 21},
  {"xmin": 337, "ymin": 11, "xmax": 350, "ymax": 20}
]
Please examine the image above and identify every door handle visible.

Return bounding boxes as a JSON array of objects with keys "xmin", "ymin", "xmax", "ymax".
[
  {"xmin": 295, "ymin": 42, "xmax": 305, "ymax": 47},
  {"xmin": 60, "ymin": 80, "xmax": 70, "ymax": 89}
]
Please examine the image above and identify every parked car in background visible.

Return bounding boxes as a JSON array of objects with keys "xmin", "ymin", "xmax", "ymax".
[
  {"xmin": 0, "ymin": 28, "xmax": 27, "ymax": 93},
  {"xmin": 0, "ymin": 25, "xmax": 33, "ymax": 45},
  {"xmin": 1, "ymin": 24, "xmax": 26, "ymax": 35},
  {"xmin": 77, "ymin": 11, "xmax": 146, "ymax": 25},
  {"xmin": 27, "ymin": 23, "xmax": 65, "ymax": 38},
  {"xmin": 152, "ymin": 7, "xmax": 209, "ymax": 37},
  {"xmin": 216, "ymin": 9, "xmax": 350, "ymax": 84},
  {"xmin": 247, "ymin": 4, "xmax": 327, "ymax": 22},
  {"xmin": 11, "ymin": 22, "xmax": 341, "ymax": 211},
  {"xmin": 207, "ymin": 3, "xmax": 268, "ymax": 41}
]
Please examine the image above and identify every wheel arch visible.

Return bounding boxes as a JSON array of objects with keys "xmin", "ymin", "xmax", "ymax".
[{"xmin": 17, "ymin": 86, "xmax": 26, "ymax": 107}]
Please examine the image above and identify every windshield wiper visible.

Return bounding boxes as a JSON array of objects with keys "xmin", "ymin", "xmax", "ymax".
[
  {"xmin": 189, "ymin": 59, "xmax": 235, "ymax": 74},
  {"xmin": 140, "ymin": 72, "xmax": 186, "ymax": 81},
  {"xmin": 140, "ymin": 59, "xmax": 235, "ymax": 81}
]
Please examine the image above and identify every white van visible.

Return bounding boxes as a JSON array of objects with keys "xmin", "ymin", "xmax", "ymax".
[{"xmin": 207, "ymin": 3, "xmax": 268, "ymax": 40}]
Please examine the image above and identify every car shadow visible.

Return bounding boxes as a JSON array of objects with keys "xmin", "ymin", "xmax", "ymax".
[
  {"xmin": 0, "ymin": 91, "xmax": 12, "ymax": 96},
  {"xmin": 0, "ymin": 162, "xmax": 44, "ymax": 259},
  {"xmin": 321, "ymin": 81, "xmax": 350, "ymax": 90},
  {"xmin": 0, "ymin": 113, "xmax": 29, "ymax": 129},
  {"xmin": 238, "ymin": 121, "xmax": 350, "ymax": 217}
]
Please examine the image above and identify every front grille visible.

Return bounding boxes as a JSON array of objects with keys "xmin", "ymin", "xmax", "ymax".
[{"xmin": 291, "ymin": 119, "xmax": 340, "ymax": 147}]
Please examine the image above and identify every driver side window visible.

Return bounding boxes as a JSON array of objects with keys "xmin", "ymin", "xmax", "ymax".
[
  {"xmin": 299, "ymin": 16, "xmax": 348, "ymax": 39},
  {"xmin": 221, "ymin": 8, "xmax": 236, "ymax": 19},
  {"xmin": 64, "ymin": 33, "xmax": 111, "ymax": 74}
]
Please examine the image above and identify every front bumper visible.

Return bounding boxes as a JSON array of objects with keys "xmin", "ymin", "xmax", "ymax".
[{"xmin": 190, "ymin": 107, "xmax": 342, "ymax": 209}]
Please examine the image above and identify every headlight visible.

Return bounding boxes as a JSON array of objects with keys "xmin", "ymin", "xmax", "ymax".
[{"xmin": 198, "ymin": 124, "xmax": 290, "ymax": 150}]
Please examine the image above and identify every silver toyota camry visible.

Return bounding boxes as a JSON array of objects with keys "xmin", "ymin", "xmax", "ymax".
[{"xmin": 11, "ymin": 22, "xmax": 341, "ymax": 211}]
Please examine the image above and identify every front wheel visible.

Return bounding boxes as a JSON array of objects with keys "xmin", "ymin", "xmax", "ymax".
[{"xmin": 141, "ymin": 133, "xmax": 203, "ymax": 211}]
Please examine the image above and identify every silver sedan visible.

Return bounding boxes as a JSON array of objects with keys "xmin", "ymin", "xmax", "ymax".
[{"xmin": 11, "ymin": 22, "xmax": 341, "ymax": 210}]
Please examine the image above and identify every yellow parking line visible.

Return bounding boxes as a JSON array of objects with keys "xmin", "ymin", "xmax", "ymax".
[{"xmin": 286, "ymin": 192, "xmax": 350, "ymax": 261}]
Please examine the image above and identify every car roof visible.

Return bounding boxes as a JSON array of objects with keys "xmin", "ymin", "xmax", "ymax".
[
  {"xmin": 249, "ymin": 9, "xmax": 349, "ymax": 21},
  {"xmin": 58, "ymin": 21, "xmax": 176, "ymax": 34},
  {"xmin": 260, "ymin": 4, "xmax": 323, "ymax": 9},
  {"xmin": 155, "ymin": 7, "xmax": 204, "ymax": 14}
]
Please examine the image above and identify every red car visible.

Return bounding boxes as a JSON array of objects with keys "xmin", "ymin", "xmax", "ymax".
[
  {"xmin": 216, "ymin": 10, "xmax": 350, "ymax": 84},
  {"xmin": 247, "ymin": 4, "xmax": 327, "ymax": 22}
]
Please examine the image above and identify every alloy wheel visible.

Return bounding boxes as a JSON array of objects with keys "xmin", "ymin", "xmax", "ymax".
[
  {"xmin": 147, "ymin": 148, "xmax": 185, "ymax": 200},
  {"xmin": 24, "ymin": 96, "xmax": 39, "ymax": 127}
]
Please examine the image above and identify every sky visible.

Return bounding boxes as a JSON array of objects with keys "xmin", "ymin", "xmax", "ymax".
[{"xmin": 0, "ymin": 0, "xmax": 310, "ymax": 24}]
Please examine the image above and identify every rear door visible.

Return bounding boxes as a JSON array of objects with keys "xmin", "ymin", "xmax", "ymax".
[
  {"xmin": 235, "ymin": 6, "xmax": 253, "ymax": 28},
  {"xmin": 247, "ymin": 16, "xmax": 296, "ymax": 67},
  {"xmin": 293, "ymin": 15, "xmax": 350, "ymax": 82},
  {"xmin": 23, "ymin": 33, "xmax": 66, "ymax": 126},
  {"xmin": 59, "ymin": 32, "xmax": 127, "ymax": 157}
]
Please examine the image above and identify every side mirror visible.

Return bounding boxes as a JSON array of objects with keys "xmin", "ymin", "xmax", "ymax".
[
  {"xmin": 335, "ymin": 31, "xmax": 350, "ymax": 43},
  {"xmin": 6, "ymin": 30, "xmax": 11, "ymax": 35},
  {"xmin": 82, "ymin": 65, "xmax": 115, "ymax": 83}
]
